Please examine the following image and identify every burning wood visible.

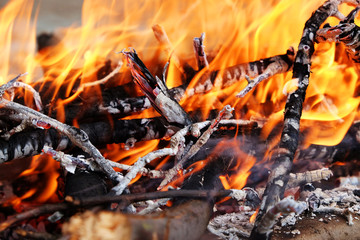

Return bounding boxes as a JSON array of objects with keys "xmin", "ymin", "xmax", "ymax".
[{"xmin": 0, "ymin": 0, "xmax": 360, "ymax": 239}]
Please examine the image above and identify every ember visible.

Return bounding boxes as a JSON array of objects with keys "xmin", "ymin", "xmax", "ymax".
[{"xmin": 0, "ymin": 0, "xmax": 360, "ymax": 239}]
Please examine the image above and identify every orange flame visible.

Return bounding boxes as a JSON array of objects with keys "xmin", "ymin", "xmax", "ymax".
[{"xmin": 250, "ymin": 208, "xmax": 259, "ymax": 223}]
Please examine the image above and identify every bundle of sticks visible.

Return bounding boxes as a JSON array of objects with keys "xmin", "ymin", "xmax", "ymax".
[{"xmin": 1, "ymin": 0, "xmax": 360, "ymax": 239}]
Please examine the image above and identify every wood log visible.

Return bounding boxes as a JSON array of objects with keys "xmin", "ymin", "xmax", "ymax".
[{"xmin": 62, "ymin": 199, "xmax": 212, "ymax": 240}]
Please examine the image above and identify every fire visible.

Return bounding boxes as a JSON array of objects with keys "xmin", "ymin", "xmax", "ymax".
[
  {"xmin": 218, "ymin": 140, "xmax": 257, "ymax": 190},
  {"xmin": 2, "ymin": 155, "xmax": 60, "ymax": 209},
  {"xmin": 0, "ymin": 0, "xmax": 359, "ymax": 209},
  {"xmin": 250, "ymin": 208, "xmax": 259, "ymax": 223}
]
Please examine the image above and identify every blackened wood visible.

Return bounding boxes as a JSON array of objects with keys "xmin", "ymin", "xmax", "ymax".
[
  {"xmin": 65, "ymin": 171, "xmax": 107, "ymax": 199},
  {"xmin": 0, "ymin": 117, "xmax": 170, "ymax": 163}
]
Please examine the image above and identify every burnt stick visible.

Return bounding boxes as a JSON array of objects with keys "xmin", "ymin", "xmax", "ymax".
[
  {"xmin": 123, "ymin": 49, "xmax": 192, "ymax": 127},
  {"xmin": 1, "ymin": 99, "xmax": 124, "ymax": 187},
  {"xmin": 2, "ymin": 112, "xmax": 360, "ymax": 168},
  {"xmin": 187, "ymin": 48, "xmax": 295, "ymax": 97},
  {"xmin": 316, "ymin": 7, "xmax": 360, "ymax": 63},
  {"xmin": 250, "ymin": 1, "xmax": 360, "ymax": 239},
  {"xmin": 193, "ymin": 33, "xmax": 209, "ymax": 71},
  {"xmin": 236, "ymin": 47, "xmax": 295, "ymax": 98}
]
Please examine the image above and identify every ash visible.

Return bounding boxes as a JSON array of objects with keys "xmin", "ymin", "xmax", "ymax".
[{"xmin": 208, "ymin": 181, "xmax": 360, "ymax": 239}]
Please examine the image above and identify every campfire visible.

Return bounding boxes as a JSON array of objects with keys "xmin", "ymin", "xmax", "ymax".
[{"xmin": 0, "ymin": 0, "xmax": 360, "ymax": 239}]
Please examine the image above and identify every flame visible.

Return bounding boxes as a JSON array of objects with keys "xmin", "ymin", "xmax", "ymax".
[
  {"xmin": 6, "ymin": 155, "xmax": 60, "ymax": 208},
  {"xmin": 217, "ymin": 140, "xmax": 256, "ymax": 190},
  {"xmin": 0, "ymin": 0, "xmax": 360, "ymax": 208},
  {"xmin": 250, "ymin": 208, "xmax": 259, "ymax": 223}
]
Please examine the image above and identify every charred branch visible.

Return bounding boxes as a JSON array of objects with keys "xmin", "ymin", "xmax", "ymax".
[
  {"xmin": 0, "ymin": 99, "xmax": 123, "ymax": 187},
  {"xmin": 251, "ymin": 0, "xmax": 360, "ymax": 239},
  {"xmin": 0, "ymin": 116, "xmax": 259, "ymax": 163},
  {"xmin": 0, "ymin": 116, "xmax": 170, "ymax": 163},
  {"xmin": 158, "ymin": 105, "xmax": 233, "ymax": 189},
  {"xmin": 236, "ymin": 47, "xmax": 295, "ymax": 98},
  {"xmin": 316, "ymin": 7, "xmax": 360, "ymax": 63},
  {"xmin": 188, "ymin": 48, "xmax": 295, "ymax": 96},
  {"xmin": 287, "ymin": 168, "xmax": 333, "ymax": 188}
]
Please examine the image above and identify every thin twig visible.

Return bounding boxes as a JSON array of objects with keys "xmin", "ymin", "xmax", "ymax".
[
  {"xmin": 316, "ymin": 7, "xmax": 360, "ymax": 64},
  {"xmin": 77, "ymin": 61, "xmax": 123, "ymax": 91},
  {"xmin": 188, "ymin": 49, "xmax": 295, "ymax": 97}
]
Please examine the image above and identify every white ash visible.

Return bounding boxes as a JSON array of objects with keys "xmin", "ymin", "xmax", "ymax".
[
  {"xmin": 280, "ymin": 212, "xmax": 297, "ymax": 227},
  {"xmin": 299, "ymin": 185, "xmax": 360, "ymax": 225},
  {"xmin": 208, "ymin": 212, "xmax": 255, "ymax": 240}
]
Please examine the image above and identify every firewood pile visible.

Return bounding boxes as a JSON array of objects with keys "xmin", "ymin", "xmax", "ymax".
[{"xmin": 1, "ymin": 0, "xmax": 360, "ymax": 239}]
